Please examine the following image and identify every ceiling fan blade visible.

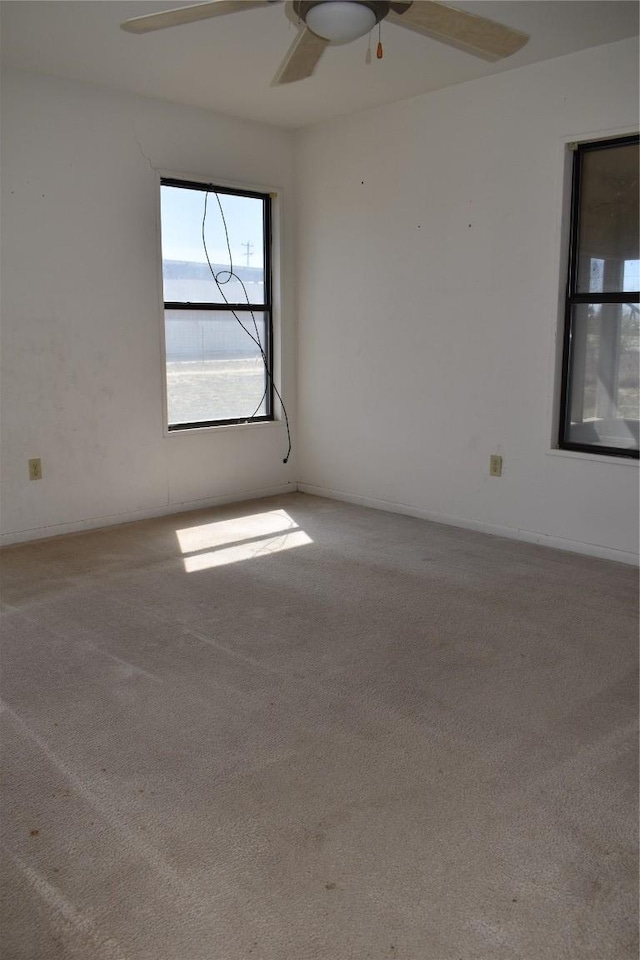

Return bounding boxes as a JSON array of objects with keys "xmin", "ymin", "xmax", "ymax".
[
  {"xmin": 121, "ymin": 1, "xmax": 276, "ymax": 35},
  {"xmin": 272, "ymin": 27, "xmax": 329, "ymax": 85},
  {"xmin": 387, "ymin": 1, "xmax": 528, "ymax": 62}
]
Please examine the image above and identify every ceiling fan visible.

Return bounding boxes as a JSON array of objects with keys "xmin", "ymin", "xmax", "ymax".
[{"xmin": 120, "ymin": 0, "xmax": 529, "ymax": 86}]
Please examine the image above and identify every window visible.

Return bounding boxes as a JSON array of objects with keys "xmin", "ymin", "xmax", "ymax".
[
  {"xmin": 160, "ymin": 178, "xmax": 273, "ymax": 430},
  {"xmin": 559, "ymin": 135, "xmax": 639, "ymax": 458}
]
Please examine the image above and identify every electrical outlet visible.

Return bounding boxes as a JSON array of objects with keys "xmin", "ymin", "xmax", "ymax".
[
  {"xmin": 489, "ymin": 454, "xmax": 502, "ymax": 477},
  {"xmin": 28, "ymin": 458, "xmax": 42, "ymax": 481}
]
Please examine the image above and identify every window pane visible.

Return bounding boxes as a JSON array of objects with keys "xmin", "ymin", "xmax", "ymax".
[
  {"xmin": 576, "ymin": 143, "xmax": 639, "ymax": 293},
  {"xmin": 165, "ymin": 310, "xmax": 269, "ymax": 426},
  {"xmin": 161, "ymin": 185, "xmax": 265, "ymax": 304},
  {"xmin": 566, "ymin": 302, "xmax": 639, "ymax": 451}
]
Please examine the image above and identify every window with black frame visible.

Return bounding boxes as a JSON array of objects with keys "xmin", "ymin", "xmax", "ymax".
[
  {"xmin": 559, "ymin": 135, "xmax": 639, "ymax": 458},
  {"xmin": 160, "ymin": 178, "xmax": 273, "ymax": 430}
]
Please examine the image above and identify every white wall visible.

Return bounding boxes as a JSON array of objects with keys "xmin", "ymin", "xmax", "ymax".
[
  {"xmin": 295, "ymin": 38, "xmax": 639, "ymax": 564},
  {"xmin": 2, "ymin": 42, "xmax": 639, "ymax": 561},
  {"xmin": 0, "ymin": 71, "xmax": 297, "ymax": 542}
]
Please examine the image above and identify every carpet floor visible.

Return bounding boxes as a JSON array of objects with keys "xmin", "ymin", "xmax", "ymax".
[{"xmin": 1, "ymin": 492, "xmax": 638, "ymax": 960}]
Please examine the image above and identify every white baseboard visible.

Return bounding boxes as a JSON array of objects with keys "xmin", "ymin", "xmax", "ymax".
[
  {"xmin": 297, "ymin": 482, "xmax": 639, "ymax": 567},
  {"xmin": 0, "ymin": 483, "xmax": 297, "ymax": 546},
  {"xmin": 4, "ymin": 479, "xmax": 637, "ymax": 566}
]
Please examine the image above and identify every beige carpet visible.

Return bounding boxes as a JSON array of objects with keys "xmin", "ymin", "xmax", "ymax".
[{"xmin": 1, "ymin": 492, "xmax": 637, "ymax": 960}]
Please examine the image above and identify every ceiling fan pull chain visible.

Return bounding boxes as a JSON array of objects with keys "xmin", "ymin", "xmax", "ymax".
[
  {"xmin": 376, "ymin": 21, "xmax": 383, "ymax": 59},
  {"xmin": 365, "ymin": 30, "xmax": 372, "ymax": 65}
]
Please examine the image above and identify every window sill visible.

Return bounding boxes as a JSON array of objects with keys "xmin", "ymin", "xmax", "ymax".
[
  {"xmin": 547, "ymin": 447, "xmax": 639, "ymax": 466},
  {"xmin": 164, "ymin": 419, "xmax": 281, "ymax": 439}
]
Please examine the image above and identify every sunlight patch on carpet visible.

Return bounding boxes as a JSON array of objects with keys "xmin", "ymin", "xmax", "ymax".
[{"xmin": 176, "ymin": 509, "xmax": 313, "ymax": 571}]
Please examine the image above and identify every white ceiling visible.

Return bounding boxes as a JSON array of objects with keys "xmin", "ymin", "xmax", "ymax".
[{"xmin": 1, "ymin": 1, "xmax": 638, "ymax": 128}]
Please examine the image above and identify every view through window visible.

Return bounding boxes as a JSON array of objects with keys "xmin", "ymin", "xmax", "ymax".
[
  {"xmin": 559, "ymin": 135, "xmax": 639, "ymax": 457},
  {"xmin": 160, "ymin": 179, "xmax": 272, "ymax": 430}
]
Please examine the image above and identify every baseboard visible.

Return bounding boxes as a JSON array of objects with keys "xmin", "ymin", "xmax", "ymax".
[
  {"xmin": 5, "ymin": 480, "xmax": 637, "ymax": 566},
  {"xmin": 0, "ymin": 483, "xmax": 298, "ymax": 546},
  {"xmin": 297, "ymin": 482, "xmax": 639, "ymax": 566}
]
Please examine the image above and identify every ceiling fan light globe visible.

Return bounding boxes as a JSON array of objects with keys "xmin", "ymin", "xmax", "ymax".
[{"xmin": 305, "ymin": 2, "xmax": 377, "ymax": 43}]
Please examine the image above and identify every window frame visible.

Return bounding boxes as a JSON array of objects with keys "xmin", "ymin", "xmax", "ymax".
[
  {"xmin": 558, "ymin": 133, "xmax": 639, "ymax": 460},
  {"xmin": 160, "ymin": 176, "xmax": 274, "ymax": 432}
]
